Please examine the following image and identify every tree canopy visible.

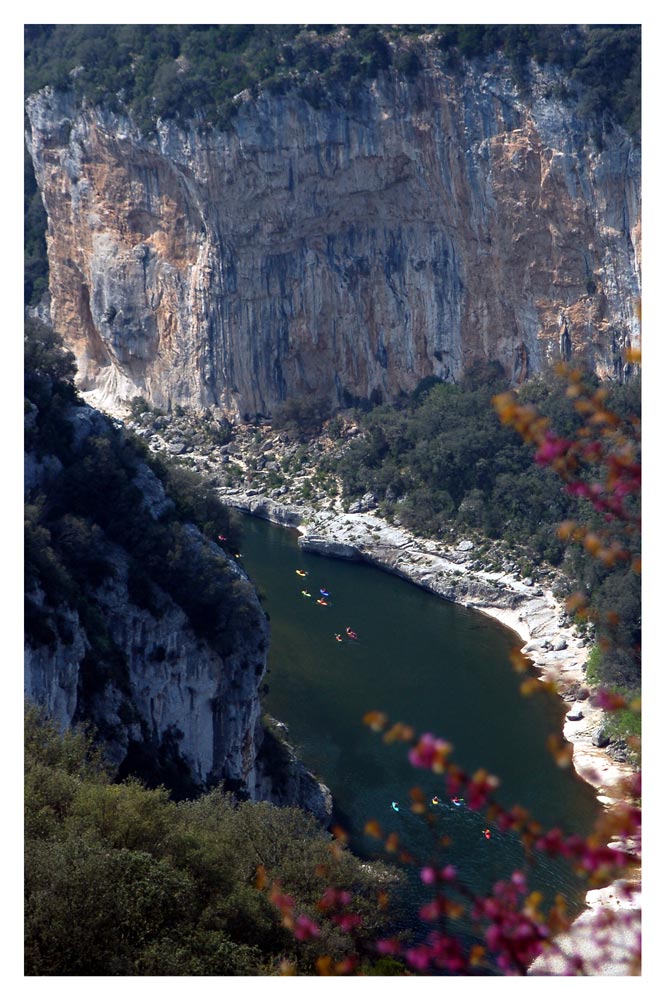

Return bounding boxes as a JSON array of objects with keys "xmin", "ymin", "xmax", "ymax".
[
  {"xmin": 24, "ymin": 706, "xmax": 392, "ymax": 975},
  {"xmin": 331, "ymin": 364, "xmax": 640, "ymax": 697}
]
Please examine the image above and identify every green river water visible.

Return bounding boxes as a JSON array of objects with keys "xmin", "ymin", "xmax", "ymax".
[{"xmin": 236, "ymin": 512, "xmax": 601, "ymax": 960}]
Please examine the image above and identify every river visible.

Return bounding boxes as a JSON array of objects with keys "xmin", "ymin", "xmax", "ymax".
[{"xmin": 237, "ymin": 512, "xmax": 601, "ymax": 963}]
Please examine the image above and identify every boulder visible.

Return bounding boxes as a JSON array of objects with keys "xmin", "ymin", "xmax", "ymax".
[
  {"xmin": 348, "ymin": 492, "xmax": 376, "ymax": 513},
  {"xmin": 299, "ymin": 535, "xmax": 359, "ymax": 559},
  {"xmin": 592, "ymin": 726, "xmax": 611, "ymax": 748},
  {"xmin": 563, "ymin": 682, "xmax": 590, "ymax": 702}
]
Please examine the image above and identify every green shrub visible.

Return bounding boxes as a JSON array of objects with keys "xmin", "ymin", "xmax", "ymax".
[{"xmin": 24, "ymin": 709, "xmax": 392, "ymax": 975}]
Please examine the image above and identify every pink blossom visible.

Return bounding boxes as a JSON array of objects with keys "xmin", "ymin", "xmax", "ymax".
[
  {"xmin": 408, "ymin": 732, "xmax": 452, "ymax": 770},
  {"xmin": 405, "ymin": 945, "xmax": 431, "ymax": 971},
  {"xmin": 376, "ymin": 938, "xmax": 400, "ymax": 955},
  {"xmin": 333, "ymin": 913, "xmax": 363, "ymax": 932},
  {"xmin": 293, "ymin": 914, "xmax": 320, "ymax": 940},
  {"xmin": 535, "ymin": 433, "xmax": 571, "ymax": 466}
]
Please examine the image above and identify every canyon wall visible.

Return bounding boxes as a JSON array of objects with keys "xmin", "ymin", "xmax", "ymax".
[
  {"xmin": 24, "ymin": 395, "xmax": 330, "ymax": 819},
  {"xmin": 26, "ymin": 57, "xmax": 641, "ymax": 419}
]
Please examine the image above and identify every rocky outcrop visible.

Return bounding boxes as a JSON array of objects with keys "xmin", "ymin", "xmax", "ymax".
[
  {"xmin": 26, "ymin": 54, "xmax": 640, "ymax": 419},
  {"xmin": 299, "ymin": 535, "xmax": 361, "ymax": 560},
  {"xmin": 25, "ymin": 548, "xmax": 266, "ymax": 792},
  {"xmin": 254, "ymin": 720, "xmax": 333, "ymax": 825},
  {"xmin": 25, "ymin": 411, "xmax": 265, "ymax": 793}
]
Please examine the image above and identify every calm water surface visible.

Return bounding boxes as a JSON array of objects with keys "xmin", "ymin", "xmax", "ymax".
[{"xmin": 237, "ymin": 513, "xmax": 600, "ymax": 953}]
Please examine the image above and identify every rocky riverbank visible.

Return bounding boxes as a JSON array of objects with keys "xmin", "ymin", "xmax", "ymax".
[{"xmin": 221, "ymin": 487, "xmax": 635, "ymax": 794}]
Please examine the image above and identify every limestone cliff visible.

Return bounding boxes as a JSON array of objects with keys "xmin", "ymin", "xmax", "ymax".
[
  {"xmin": 24, "ymin": 379, "xmax": 330, "ymax": 819},
  {"xmin": 26, "ymin": 55, "xmax": 640, "ymax": 419}
]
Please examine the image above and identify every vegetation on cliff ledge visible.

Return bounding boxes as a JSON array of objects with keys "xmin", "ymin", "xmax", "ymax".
[{"xmin": 24, "ymin": 24, "xmax": 640, "ymax": 137}]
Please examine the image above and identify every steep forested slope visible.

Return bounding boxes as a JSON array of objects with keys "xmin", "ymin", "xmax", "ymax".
[{"xmin": 24, "ymin": 317, "xmax": 331, "ymax": 815}]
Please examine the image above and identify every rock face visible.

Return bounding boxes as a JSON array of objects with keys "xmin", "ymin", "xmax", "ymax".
[
  {"xmin": 25, "ymin": 555, "xmax": 265, "ymax": 792},
  {"xmin": 25, "ymin": 454, "xmax": 266, "ymax": 794},
  {"xmin": 24, "ymin": 398, "xmax": 329, "ymax": 819},
  {"xmin": 26, "ymin": 57, "xmax": 640, "ymax": 419}
]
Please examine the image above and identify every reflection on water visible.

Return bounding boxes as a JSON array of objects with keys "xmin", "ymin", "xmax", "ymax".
[{"xmin": 237, "ymin": 514, "xmax": 600, "ymax": 958}]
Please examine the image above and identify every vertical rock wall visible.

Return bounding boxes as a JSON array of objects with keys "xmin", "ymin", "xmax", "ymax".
[{"xmin": 26, "ymin": 58, "xmax": 640, "ymax": 418}]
